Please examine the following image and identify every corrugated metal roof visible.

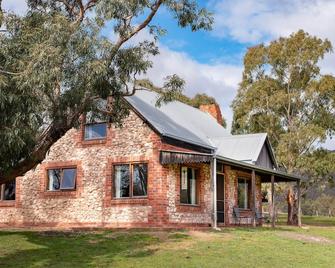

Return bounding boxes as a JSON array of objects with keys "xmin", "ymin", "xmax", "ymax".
[
  {"xmin": 212, "ymin": 133, "xmax": 268, "ymax": 163},
  {"xmin": 125, "ymin": 90, "xmax": 230, "ymax": 149},
  {"xmin": 125, "ymin": 90, "xmax": 276, "ymax": 166}
]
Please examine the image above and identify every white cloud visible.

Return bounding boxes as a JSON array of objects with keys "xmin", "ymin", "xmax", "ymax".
[
  {"xmin": 146, "ymin": 45, "xmax": 242, "ymax": 128},
  {"xmin": 212, "ymin": 0, "xmax": 335, "ymax": 149},
  {"xmin": 2, "ymin": 0, "xmax": 334, "ymax": 150},
  {"xmin": 213, "ymin": 0, "xmax": 335, "ymax": 44},
  {"xmin": 128, "ymin": 29, "xmax": 242, "ymax": 131},
  {"xmin": 2, "ymin": 0, "xmax": 27, "ymax": 15}
]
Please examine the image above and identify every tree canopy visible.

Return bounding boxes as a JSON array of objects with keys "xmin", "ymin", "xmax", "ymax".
[
  {"xmin": 232, "ymin": 30, "xmax": 335, "ymax": 224},
  {"xmin": 232, "ymin": 30, "xmax": 335, "ymax": 173},
  {"xmin": 0, "ymin": 0, "xmax": 213, "ymax": 183}
]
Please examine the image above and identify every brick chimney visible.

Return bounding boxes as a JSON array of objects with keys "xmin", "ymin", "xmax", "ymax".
[{"xmin": 199, "ymin": 104, "xmax": 224, "ymax": 125}]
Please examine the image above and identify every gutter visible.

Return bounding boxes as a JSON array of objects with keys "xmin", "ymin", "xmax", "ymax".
[{"xmin": 215, "ymin": 155, "xmax": 302, "ymax": 181}]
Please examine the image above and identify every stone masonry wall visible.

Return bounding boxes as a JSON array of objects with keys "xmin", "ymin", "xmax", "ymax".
[
  {"xmin": 166, "ymin": 163, "xmax": 212, "ymax": 225},
  {"xmin": 0, "ymin": 111, "xmax": 156, "ymax": 228},
  {"xmin": 224, "ymin": 166, "xmax": 262, "ymax": 225},
  {"xmin": 0, "ymin": 108, "xmax": 262, "ymax": 229},
  {"xmin": 0, "ymin": 110, "xmax": 213, "ymax": 228}
]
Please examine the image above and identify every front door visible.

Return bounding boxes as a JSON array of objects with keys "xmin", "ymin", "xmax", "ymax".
[{"xmin": 216, "ymin": 174, "xmax": 225, "ymax": 223}]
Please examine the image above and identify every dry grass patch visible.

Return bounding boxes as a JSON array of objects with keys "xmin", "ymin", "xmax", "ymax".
[{"xmin": 278, "ymin": 231, "xmax": 335, "ymax": 244}]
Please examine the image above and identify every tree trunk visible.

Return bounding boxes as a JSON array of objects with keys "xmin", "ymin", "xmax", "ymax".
[
  {"xmin": 267, "ymin": 188, "xmax": 275, "ymax": 224},
  {"xmin": 0, "ymin": 123, "xmax": 72, "ymax": 184},
  {"xmin": 287, "ymin": 186, "xmax": 298, "ymax": 225}
]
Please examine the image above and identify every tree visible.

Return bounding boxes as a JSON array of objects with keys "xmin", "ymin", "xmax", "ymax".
[
  {"xmin": 0, "ymin": 0, "xmax": 213, "ymax": 183},
  {"xmin": 231, "ymin": 30, "xmax": 335, "ymax": 225}
]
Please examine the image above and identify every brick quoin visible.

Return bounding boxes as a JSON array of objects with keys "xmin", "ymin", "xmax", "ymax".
[{"xmin": 0, "ymin": 110, "xmax": 262, "ymax": 229}]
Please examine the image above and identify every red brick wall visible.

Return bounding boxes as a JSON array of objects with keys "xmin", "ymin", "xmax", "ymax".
[
  {"xmin": 0, "ymin": 109, "xmax": 262, "ymax": 229},
  {"xmin": 223, "ymin": 166, "xmax": 262, "ymax": 226},
  {"xmin": 199, "ymin": 104, "xmax": 224, "ymax": 125},
  {"xmin": 0, "ymin": 110, "xmax": 212, "ymax": 228}
]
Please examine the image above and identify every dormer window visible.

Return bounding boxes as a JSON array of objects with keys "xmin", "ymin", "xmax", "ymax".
[{"xmin": 84, "ymin": 122, "xmax": 107, "ymax": 140}]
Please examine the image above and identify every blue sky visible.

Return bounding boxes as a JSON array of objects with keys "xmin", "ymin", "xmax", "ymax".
[
  {"xmin": 3, "ymin": 0, "xmax": 335, "ymax": 149},
  {"xmin": 151, "ymin": 4, "xmax": 247, "ymax": 65}
]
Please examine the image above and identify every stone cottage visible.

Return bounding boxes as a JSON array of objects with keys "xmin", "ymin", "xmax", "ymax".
[{"xmin": 0, "ymin": 90, "xmax": 300, "ymax": 228}]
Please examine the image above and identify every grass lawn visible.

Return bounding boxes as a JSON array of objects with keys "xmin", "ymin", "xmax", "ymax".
[
  {"xmin": 277, "ymin": 214, "xmax": 335, "ymax": 227},
  {"xmin": 0, "ymin": 216, "xmax": 334, "ymax": 268}
]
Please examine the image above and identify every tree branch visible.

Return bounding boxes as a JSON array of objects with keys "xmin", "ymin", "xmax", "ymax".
[
  {"xmin": 112, "ymin": 0, "xmax": 163, "ymax": 55},
  {"xmin": 0, "ymin": 69, "xmax": 21, "ymax": 75},
  {"xmin": 85, "ymin": 0, "xmax": 98, "ymax": 12},
  {"xmin": 75, "ymin": 0, "xmax": 85, "ymax": 22}
]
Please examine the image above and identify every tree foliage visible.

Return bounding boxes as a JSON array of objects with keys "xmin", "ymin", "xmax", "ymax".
[
  {"xmin": 232, "ymin": 30, "xmax": 335, "ymax": 223},
  {"xmin": 232, "ymin": 30, "xmax": 335, "ymax": 172},
  {"xmin": 0, "ymin": 0, "xmax": 213, "ymax": 183}
]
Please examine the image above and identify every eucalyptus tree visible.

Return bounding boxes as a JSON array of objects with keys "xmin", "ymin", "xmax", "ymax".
[
  {"xmin": 232, "ymin": 30, "xmax": 335, "ymax": 224},
  {"xmin": 0, "ymin": 0, "xmax": 213, "ymax": 183}
]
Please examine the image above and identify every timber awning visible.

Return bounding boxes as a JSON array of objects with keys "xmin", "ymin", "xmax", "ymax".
[{"xmin": 160, "ymin": 150, "xmax": 212, "ymax": 164}]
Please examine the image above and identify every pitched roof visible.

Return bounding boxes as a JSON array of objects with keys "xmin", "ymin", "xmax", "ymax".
[
  {"xmin": 125, "ymin": 90, "xmax": 277, "ymax": 167},
  {"xmin": 211, "ymin": 133, "xmax": 267, "ymax": 163},
  {"xmin": 125, "ymin": 90, "xmax": 230, "ymax": 149}
]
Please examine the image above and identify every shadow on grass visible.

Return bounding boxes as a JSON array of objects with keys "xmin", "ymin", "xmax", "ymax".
[
  {"xmin": 216, "ymin": 226, "xmax": 298, "ymax": 234},
  {"xmin": 0, "ymin": 230, "xmax": 160, "ymax": 268},
  {"xmin": 276, "ymin": 215, "xmax": 335, "ymax": 227}
]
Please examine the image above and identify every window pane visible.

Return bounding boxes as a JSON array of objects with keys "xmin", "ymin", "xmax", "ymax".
[
  {"xmin": 61, "ymin": 168, "xmax": 76, "ymax": 189},
  {"xmin": 133, "ymin": 164, "xmax": 148, "ymax": 196},
  {"xmin": 189, "ymin": 168, "xmax": 197, "ymax": 205},
  {"xmin": 114, "ymin": 165, "xmax": 130, "ymax": 198},
  {"xmin": 4, "ymin": 181, "xmax": 15, "ymax": 200},
  {"xmin": 180, "ymin": 167, "xmax": 197, "ymax": 205},
  {"xmin": 48, "ymin": 169, "xmax": 61, "ymax": 191},
  {"xmin": 180, "ymin": 167, "xmax": 188, "ymax": 204},
  {"xmin": 238, "ymin": 178, "xmax": 248, "ymax": 209},
  {"xmin": 217, "ymin": 162, "xmax": 224, "ymax": 173},
  {"xmin": 84, "ymin": 123, "xmax": 107, "ymax": 140}
]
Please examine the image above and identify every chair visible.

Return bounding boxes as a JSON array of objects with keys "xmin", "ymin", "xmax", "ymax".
[
  {"xmin": 255, "ymin": 211, "xmax": 269, "ymax": 224},
  {"xmin": 233, "ymin": 207, "xmax": 252, "ymax": 226}
]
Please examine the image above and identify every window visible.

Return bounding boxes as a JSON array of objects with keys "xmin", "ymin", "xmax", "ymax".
[
  {"xmin": 0, "ymin": 180, "xmax": 16, "ymax": 201},
  {"xmin": 84, "ymin": 123, "xmax": 107, "ymax": 140},
  {"xmin": 238, "ymin": 178, "xmax": 250, "ymax": 209},
  {"xmin": 47, "ymin": 168, "xmax": 76, "ymax": 191},
  {"xmin": 114, "ymin": 163, "xmax": 148, "ymax": 198},
  {"xmin": 180, "ymin": 167, "xmax": 198, "ymax": 205}
]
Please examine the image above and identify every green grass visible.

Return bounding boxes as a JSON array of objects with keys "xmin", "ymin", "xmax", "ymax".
[
  {"xmin": 276, "ymin": 214, "xmax": 335, "ymax": 227},
  {"xmin": 0, "ymin": 216, "xmax": 334, "ymax": 268}
]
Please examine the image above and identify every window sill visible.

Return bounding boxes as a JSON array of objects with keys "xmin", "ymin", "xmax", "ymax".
[
  {"xmin": 176, "ymin": 203, "xmax": 203, "ymax": 213},
  {"xmin": 40, "ymin": 190, "xmax": 78, "ymax": 199},
  {"xmin": 0, "ymin": 200, "xmax": 16, "ymax": 207},
  {"xmin": 238, "ymin": 208, "xmax": 252, "ymax": 211},
  {"xmin": 178, "ymin": 203, "xmax": 200, "ymax": 207},
  {"xmin": 81, "ymin": 138, "xmax": 107, "ymax": 146},
  {"xmin": 111, "ymin": 198, "xmax": 148, "ymax": 206},
  {"xmin": 46, "ymin": 189, "xmax": 76, "ymax": 192}
]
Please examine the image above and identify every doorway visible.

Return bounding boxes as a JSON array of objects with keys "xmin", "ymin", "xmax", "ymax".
[{"xmin": 216, "ymin": 173, "xmax": 225, "ymax": 223}]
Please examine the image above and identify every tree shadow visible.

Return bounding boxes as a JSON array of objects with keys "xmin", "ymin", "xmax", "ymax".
[
  {"xmin": 0, "ymin": 230, "xmax": 160, "ymax": 268},
  {"xmin": 218, "ymin": 226, "xmax": 298, "ymax": 234}
]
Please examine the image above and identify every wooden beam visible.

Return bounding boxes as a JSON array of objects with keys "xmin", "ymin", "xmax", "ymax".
[
  {"xmin": 271, "ymin": 175, "xmax": 275, "ymax": 228},
  {"xmin": 251, "ymin": 170, "xmax": 256, "ymax": 227},
  {"xmin": 0, "ymin": 184, "xmax": 4, "ymax": 200},
  {"xmin": 297, "ymin": 180, "xmax": 302, "ymax": 227},
  {"xmin": 212, "ymin": 158, "xmax": 217, "ymax": 229}
]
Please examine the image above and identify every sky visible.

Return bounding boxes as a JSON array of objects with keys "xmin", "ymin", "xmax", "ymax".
[{"xmin": 3, "ymin": 0, "xmax": 335, "ymax": 149}]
